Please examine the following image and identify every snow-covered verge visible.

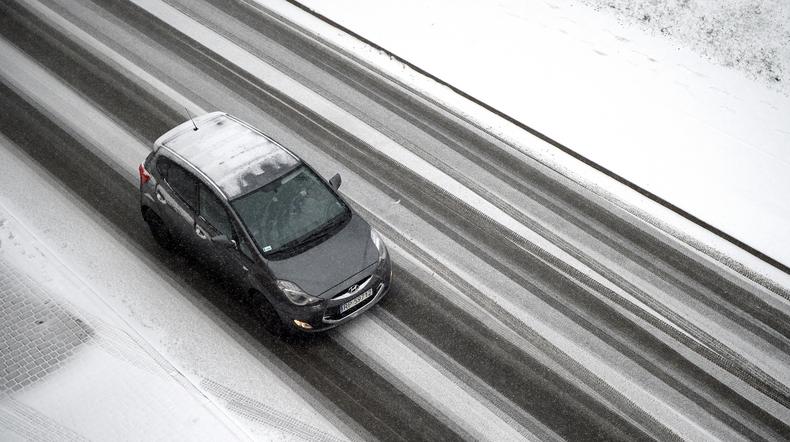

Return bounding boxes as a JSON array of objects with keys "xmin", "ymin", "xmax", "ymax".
[
  {"xmin": 578, "ymin": 0, "xmax": 790, "ymax": 93},
  {"xmin": 0, "ymin": 200, "xmax": 244, "ymax": 441},
  {"xmin": 252, "ymin": 0, "xmax": 790, "ymax": 280}
]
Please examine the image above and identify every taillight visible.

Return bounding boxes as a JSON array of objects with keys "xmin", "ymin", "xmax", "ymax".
[{"xmin": 138, "ymin": 163, "xmax": 150, "ymax": 186}]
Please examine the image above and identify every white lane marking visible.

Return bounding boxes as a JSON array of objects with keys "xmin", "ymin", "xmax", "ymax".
[
  {"xmin": 0, "ymin": 38, "xmax": 145, "ymax": 182},
  {"xmin": 128, "ymin": 0, "xmax": 695, "ymax": 344},
  {"xmin": 17, "ymin": 0, "xmax": 206, "ymax": 117},
  {"xmin": 336, "ymin": 316, "xmax": 536, "ymax": 441}
]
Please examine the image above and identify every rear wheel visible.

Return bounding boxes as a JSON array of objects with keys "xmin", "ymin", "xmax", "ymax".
[{"xmin": 143, "ymin": 209, "xmax": 174, "ymax": 251}]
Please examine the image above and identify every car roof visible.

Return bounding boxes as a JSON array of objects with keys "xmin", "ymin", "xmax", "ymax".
[{"xmin": 158, "ymin": 112, "xmax": 300, "ymax": 199}]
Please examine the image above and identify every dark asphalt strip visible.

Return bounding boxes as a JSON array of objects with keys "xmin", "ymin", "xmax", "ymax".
[
  {"xmin": 90, "ymin": 0, "xmax": 790, "ymax": 437},
  {"xmin": 90, "ymin": 1, "xmax": 665, "ymax": 438},
  {"xmin": 0, "ymin": 82, "xmax": 460, "ymax": 441},
  {"xmin": 0, "ymin": 1, "xmax": 181, "ymax": 143},
  {"xmin": 209, "ymin": 0, "xmax": 790, "ymax": 348}
]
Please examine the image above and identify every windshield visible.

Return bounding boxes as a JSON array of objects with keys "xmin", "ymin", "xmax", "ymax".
[{"xmin": 231, "ymin": 165, "xmax": 349, "ymax": 257}]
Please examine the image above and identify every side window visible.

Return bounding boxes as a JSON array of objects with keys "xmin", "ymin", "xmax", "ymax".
[
  {"xmin": 198, "ymin": 184, "xmax": 232, "ymax": 238},
  {"xmin": 166, "ymin": 163, "xmax": 198, "ymax": 210},
  {"xmin": 155, "ymin": 155, "xmax": 171, "ymax": 178},
  {"xmin": 198, "ymin": 185, "xmax": 255, "ymax": 260}
]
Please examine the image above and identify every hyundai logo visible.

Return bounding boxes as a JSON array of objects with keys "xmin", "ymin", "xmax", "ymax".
[{"xmin": 348, "ymin": 284, "xmax": 359, "ymax": 294}]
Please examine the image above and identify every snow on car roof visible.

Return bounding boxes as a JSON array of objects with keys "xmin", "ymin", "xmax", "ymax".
[{"xmin": 162, "ymin": 113, "xmax": 300, "ymax": 199}]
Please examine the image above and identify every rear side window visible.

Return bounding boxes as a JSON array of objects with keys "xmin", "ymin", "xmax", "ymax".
[
  {"xmin": 199, "ymin": 184, "xmax": 232, "ymax": 238},
  {"xmin": 155, "ymin": 155, "xmax": 170, "ymax": 177},
  {"xmin": 159, "ymin": 157, "xmax": 198, "ymax": 209}
]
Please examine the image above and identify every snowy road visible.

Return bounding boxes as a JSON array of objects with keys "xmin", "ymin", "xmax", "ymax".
[{"xmin": 1, "ymin": 0, "xmax": 789, "ymax": 440}]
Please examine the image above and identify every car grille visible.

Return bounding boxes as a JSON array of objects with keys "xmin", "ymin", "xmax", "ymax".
[
  {"xmin": 324, "ymin": 280, "xmax": 379, "ymax": 321},
  {"xmin": 331, "ymin": 277, "xmax": 370, "ymax": 300}
]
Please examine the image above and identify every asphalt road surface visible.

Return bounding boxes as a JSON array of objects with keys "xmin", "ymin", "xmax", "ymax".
[{"xmin": 1, "ymin": 0, "xmax": 789, "ymax": 440}]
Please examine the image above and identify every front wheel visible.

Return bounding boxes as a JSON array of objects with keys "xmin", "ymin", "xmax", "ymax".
[{"xmin": 254, "ymin": 293, "xmax": 290, "ymax": 336}]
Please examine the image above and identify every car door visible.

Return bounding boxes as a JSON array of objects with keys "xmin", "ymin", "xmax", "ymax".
[
  {"xmin": 194, "ymin": 182, "xmax": 256, "ymax": 290},
  {"xmin": 154, "ymin": 157, "xmax": 200, "ymax": 250}
]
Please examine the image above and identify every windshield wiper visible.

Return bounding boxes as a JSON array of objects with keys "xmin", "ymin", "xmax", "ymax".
[{"xmin": 268, "ymin": 213, "xmax": 347, "ymax": 256}]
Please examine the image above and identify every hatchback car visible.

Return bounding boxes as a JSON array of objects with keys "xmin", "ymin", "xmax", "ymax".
[{"xmin": 139, "ymin": 112, "xmax": 391, "ymax": 333}]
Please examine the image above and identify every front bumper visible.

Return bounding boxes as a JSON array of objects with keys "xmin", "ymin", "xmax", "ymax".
[{"xmin": 283, "ymin": 258, "xmax": 392, "ymax": 332}]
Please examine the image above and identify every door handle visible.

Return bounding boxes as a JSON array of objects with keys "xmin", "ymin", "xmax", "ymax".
[
  {"xmin": 195, "ymin": 226, "xmax": 208, "ymax": 240},
  {"xmin": 156, "ymin": 191, "xmax": 166, "ymax": 204}
]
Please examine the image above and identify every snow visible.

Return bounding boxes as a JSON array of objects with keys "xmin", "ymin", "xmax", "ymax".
[
  {"xmin": 577, "ymin": 0, "xmax": 790, "ymax": 91},
  {"xmin": 0, "ymin": 39, "xmax": 146, "ymax": 183},
  {"xmin": 0, "ymin": 200, "xmax": 244, "ymax": 441},
  {"xmin": 256, "ymin": 0, "xmax": 790, "ymax": 276},
  {"xmin": 19, "ymin": 0, "xmax": 204, "ymax": 116},
  {"xmin": 337, "ymin": 316, "xmax": 534, "ymax": 441},
  {"xmin": 162, "ymin": 113, "xmax": 300, "ymax": 198}
]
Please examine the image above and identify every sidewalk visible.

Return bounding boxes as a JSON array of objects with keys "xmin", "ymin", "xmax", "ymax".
[{"xmin": 0, "ymin": 207, "xmax": 246, "ymax": 441}]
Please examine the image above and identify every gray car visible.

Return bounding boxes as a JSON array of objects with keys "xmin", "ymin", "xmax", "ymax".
[{"xmin": 138, "ymin": 112, "xmax": 391, "ymax": 333}]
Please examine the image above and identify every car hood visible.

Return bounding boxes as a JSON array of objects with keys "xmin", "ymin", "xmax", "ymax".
[{"xmin": 266, "ymin": 214, "xmax": 378, "ymax": 298}]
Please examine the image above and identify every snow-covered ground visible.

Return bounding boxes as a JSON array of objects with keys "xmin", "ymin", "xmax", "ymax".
[
  {"xmin": 578, "ymin": 0, "xmax": 790, "ymax": 91},
  {"xmin": 0, "ymin": 172, "xmax": 243, "ymax": 441},
  {"xmin": 266, "ymin": 0, "xmax": 790, "ymax": 271}
]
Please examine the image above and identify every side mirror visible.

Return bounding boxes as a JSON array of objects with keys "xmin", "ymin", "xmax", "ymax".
[
  {"xmin": 211, "ymin": 234, "xmax": 237, "ymax": 249},
  {"xmin": 329, "ymin": 173, "xmax": 342, "ymax": 190}
]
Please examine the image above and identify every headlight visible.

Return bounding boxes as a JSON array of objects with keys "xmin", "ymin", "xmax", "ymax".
[
  {"xmin": 276, "ymin": 280, "xmax": 322, "ymax": 306},
  {"xmin": 370, "ymin": 228, "xmax": 388, "ymax": 262}
]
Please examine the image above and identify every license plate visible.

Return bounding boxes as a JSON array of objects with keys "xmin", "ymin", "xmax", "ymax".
[{"xmin": 340, "ymin": 288, "xmax": 373, "ymax": 313}]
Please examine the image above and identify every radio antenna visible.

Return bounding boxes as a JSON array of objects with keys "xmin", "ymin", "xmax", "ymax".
[{"xmin": 185, "ymin": 107, "xmax": 198, "ymax": 131}]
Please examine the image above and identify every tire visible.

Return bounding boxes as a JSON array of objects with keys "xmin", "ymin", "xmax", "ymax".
[
  {"xmin": 143, "ymin": 209, "xmax": 175, "ymax": 251},
  {"xmin": 254, "ymin": 293, "xmax": 290, "ymax": 336}
]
